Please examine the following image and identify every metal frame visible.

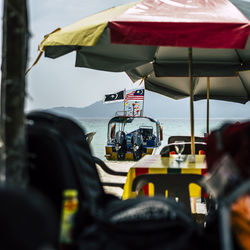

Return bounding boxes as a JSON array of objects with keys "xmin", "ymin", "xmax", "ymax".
[{"xmin": 92, "ymin": 156, "xmax": 127, "ymax": 189}]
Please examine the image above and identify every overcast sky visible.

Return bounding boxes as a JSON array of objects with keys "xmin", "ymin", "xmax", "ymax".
[
  {"xmin": 25, "ymin": 0, "xmax": 137, "ymax": 111},
  {"xmin": 1, "ymin": 0, "xmax": 250, "ymax": 115}
]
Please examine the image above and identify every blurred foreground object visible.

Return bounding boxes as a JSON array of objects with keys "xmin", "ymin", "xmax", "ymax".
[
  {"xmin": 0, "ymin": 0, "xmax": 29, "ymax": 186},
  {"xmin": 231, "ymin": 194, "xmax": 250, "ymax": 250}
]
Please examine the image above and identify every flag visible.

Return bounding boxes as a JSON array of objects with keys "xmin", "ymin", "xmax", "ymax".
[
  {"xmin": 104, "ymin": 90, "xmax": 124, "ymax": 103},
  {"xmin": 125, "ymin": 89, "xmax": 144, "ymax": 101}
]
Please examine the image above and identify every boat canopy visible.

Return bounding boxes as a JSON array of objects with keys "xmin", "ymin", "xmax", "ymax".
[{"xmin": 108, "ymin": 116, "xmax": 160, "ymax": 125}]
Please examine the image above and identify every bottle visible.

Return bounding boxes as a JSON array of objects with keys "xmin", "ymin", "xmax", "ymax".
[{"xmin": 60, "ymin": 189, "xmax": 79, "ymax": 250}]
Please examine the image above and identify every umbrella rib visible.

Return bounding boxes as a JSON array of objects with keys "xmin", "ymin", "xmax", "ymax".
[
  {"xmin": 154, "ymin": 47, "xmax": 160, "ymax": 60},
  {"xmin": 233, "ymin": 49, "xmax": 250, "ymax": 99},
  {"xmin": 192, "ymin": 77, "xmax": 199, "ymax": 93},
  {"xmin": 234, "ymin": 49, "xmax": 244, "ymax": 66},
  {"xmin": 238, "ymin": 73, "xmax": 250, "ymax": 99},
  {"xmin": 145, "ymin": 79, "xmax": 189, "ymax": 98}
]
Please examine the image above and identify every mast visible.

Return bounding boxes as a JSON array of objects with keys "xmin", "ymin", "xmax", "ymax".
[{"xmin": 189, "ymin": 48, "xmax": 195, "ymax": 156}]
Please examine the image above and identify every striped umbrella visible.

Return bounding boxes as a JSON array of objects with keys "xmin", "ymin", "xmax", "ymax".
[{"xmin": 36, "ymin": 0, "xmax": 250, "ymax": 74}]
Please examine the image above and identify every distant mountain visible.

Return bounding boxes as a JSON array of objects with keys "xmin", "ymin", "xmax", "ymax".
[
  {"xmin": 47, "ymin": 102, "xmax": 123, "ymax": 118},
  {"xmin": 47, "ymin": 91, "xmax": 250, "ymax": 119}
]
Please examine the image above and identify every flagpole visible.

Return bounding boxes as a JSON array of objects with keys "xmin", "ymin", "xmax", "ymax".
[
  {"xmin": 123, "ymin": 88, "xmax": 126, "ymax": 116},
  {"xmin": 141, "ymin": 79, "xmax": 145, "ymax": 116}
]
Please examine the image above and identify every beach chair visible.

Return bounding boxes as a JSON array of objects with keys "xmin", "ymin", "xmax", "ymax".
[
  {"xmin": 132, "ymin": 173, "xmax": 202, "ymax": 214},
  {"xmin": 167, "ymin": 136, "xmax": 206, "ymax": 154},
  {"xmin": 168, "ymin": 135, "xmax": 205, "ymax": 144},
  {"xmin": 160, "ymin": 141, "xmax": 207, "ymax": 156}
]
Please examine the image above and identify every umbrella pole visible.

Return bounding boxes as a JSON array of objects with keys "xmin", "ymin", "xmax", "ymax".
[
  {"xmin": 189, "ymin": 48, "xmax": 195, "ymax": 155},
  {"xmin": 207, "ymin": 77, "xmax": 210, "ymax": 135}
]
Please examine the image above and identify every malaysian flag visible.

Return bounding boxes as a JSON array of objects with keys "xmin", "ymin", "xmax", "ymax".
[{"xmin": 125, "ymin": 89, "xmax": 144, "ymax": 101}]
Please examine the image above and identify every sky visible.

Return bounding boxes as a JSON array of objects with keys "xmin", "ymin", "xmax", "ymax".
[
  {"xmin": 1, "ymin": 0, "xmax": 250, "ymax": 116},
  {"xmin": 17, "ymin": 0, "xmax": 137, "ymax": 111}
]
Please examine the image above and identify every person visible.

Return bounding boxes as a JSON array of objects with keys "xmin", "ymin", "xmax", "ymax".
[{"xmin": 110, "ymin": 124, "xmax": 116, "ymax": 139}]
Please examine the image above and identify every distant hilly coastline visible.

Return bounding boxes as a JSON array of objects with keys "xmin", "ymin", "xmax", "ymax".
[{"xmin": 46, "ymin": 91, "xmax": 250, "ymax": 119}]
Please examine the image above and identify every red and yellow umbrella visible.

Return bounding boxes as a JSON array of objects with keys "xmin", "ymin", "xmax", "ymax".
[{"xmin": 36, "ymin": 0, "xmax": 250, "ymax": 73}]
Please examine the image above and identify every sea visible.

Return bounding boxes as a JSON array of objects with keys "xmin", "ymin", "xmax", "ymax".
[{"xmin": 76, "ymin": 117, "xmax": 248, "ymax": 160}]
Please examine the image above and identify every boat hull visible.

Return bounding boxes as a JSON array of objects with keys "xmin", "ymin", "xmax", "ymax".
[{"xmin": 105, "ymin": 146, "xmax": 154, "ymax": 161}]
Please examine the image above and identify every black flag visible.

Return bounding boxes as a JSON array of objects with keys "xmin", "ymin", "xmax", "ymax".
[{"xmin": 104, "ymin": 90, "xmax": 124, "ymax": 103}]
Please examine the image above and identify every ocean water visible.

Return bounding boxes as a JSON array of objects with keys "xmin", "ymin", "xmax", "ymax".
[{"xmin": 77, "ymin": 117, "xmax": 247, "ymax": 160}]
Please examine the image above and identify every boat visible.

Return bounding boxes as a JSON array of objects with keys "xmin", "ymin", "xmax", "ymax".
[{"xmin": 105, "ymin": 113, "xmax": 163, "ymax": 161}]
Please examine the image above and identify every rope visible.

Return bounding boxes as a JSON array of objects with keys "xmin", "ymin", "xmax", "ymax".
[
  {"xmin": 25, "ymin": 28, "xmax": 61, "ymax": 75},
  {"xmin": 138, "ymin": 76, "xmax": 146, "ymax": 87}
]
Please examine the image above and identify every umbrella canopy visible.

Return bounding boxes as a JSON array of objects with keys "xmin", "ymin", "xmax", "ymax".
[
  {"xmin": 35, "ymin": 0, "xmax": 250, "ymax": 155},
  {"xmin": 39, "ymin": 0, "xmax": 250, "ymax": 75},
  {"xmin": 127, "ymin": 68, "xmax": 250, "ymax": 104}
]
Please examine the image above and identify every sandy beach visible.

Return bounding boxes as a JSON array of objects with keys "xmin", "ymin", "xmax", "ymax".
[{"xmin": 96, "ymin": 161, "xmax": 134, "ymax": 198}]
